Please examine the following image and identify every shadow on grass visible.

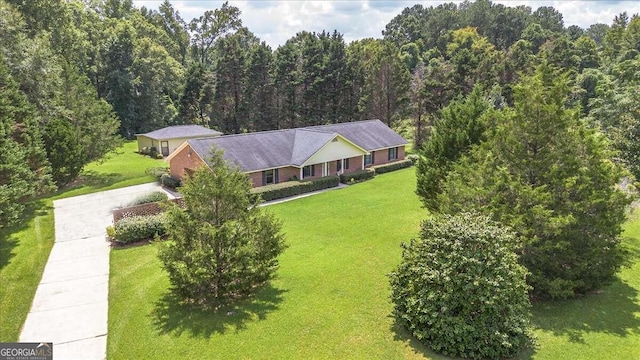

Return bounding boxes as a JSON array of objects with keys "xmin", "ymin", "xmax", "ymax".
[
  {"xmin": 390, "ymin": 318, "xmax": 452, "ymax": 360},
  {"xmin": 531, "ymin": 277, "xmax": 640, "ymax": 344},
  {"xmin": 151, "ymin": 284, "xmax": 287, "ymax": 338},
  {"xmin": 0, "ymin": 201, "xmax": 50, "ymax": 270},
  {"xmin": 55, "ymin": 171, "xmax": 124, "ymax": 196}
]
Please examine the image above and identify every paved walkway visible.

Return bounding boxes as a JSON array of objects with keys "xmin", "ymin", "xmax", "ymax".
[{"xmin": 20, "ymin": 183, "xmax": 174, "ymax": 360}]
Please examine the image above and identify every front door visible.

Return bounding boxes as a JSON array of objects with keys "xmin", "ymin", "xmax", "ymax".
[{"xmin": 161, "ymin": 141, "xmax": 169, "ymax": 156}]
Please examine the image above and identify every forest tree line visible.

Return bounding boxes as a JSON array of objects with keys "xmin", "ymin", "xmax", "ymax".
[{"xmin": 1, "ymin": 0, "xmax": 640, "ymax": 228}]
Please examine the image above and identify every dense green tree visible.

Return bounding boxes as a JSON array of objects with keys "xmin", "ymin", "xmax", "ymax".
[
  {"xmin": 437, "ymin": 66, "xmax": 632, "ymax": 299},
  {"xmin": 415, "ymin": 86, "xmax": 491, "ymax": 211},
  {"xmin": 566, "ymin": 25, "xmax": 584, "ymax": 41},
  {"xmin": 177, "ymin": 62, "xmax": 214, "ymax": 125},
  {"xmin": 153, "ymin": 0, "xmax": 190, "ymax": 65},
  {"xmin": 189, "ymin": 1, "xmax": 241, "ymax": 65},
  {"xmin": 0, "ymin": 55, "xmax": 53, "ymax": 228},
  {"xmin": 104, "ymin": 20, "xmax": 136, "ymax": 137},
  {"xmin": 540, "ymin": 35, "xmax": 580, "ymax": 72},
  {"xmin": 273, "ymin": 37, "xmax": 301, "ymax": 128},
  {"xmin": 245, "ymin": 41, "xmax": 276, "ymax": 131},
  {"xmin": 273, "ymin": 31, "xmax": 357, "ymax": 129},
  {"xmin": 131, "ymin": 35, "xmax": 183, "ymax": 133},
  {"xmin": 389, "ymin": 212, "xmax": 533, "ymax": 360},
  {"xmin": 588, "ymin": 56, "xmax": 640, "ymax": 180},
  {"xmin": 603, "ymin": 12, "xmax": 629, "ymax": 62},
  {"xmin": 209, "ymin": 28, "xmax": 255, "ymax": 133},
  {"xmin": 42, "ymin": 117, "xmax": 85, "ymax": 186},
  {"xmin": 1, "ymin": 0, "xmax": 121, "ymax": 178},
  {"xmin": 357, "ymin": 40, "xmax": 410, "ymax": 126},
  {"xmin": 100, "ymin": 0, "xmax": 133, "ymax": 19},
  {"xmin": 521, "ymin": 23, "xmax": 551, "ymax": 54},
  {"xmin": 445, "ymin": 27, "xmax": 501, "ymax": 95},
  {"xmin": 585, "ymin": 23, "xmax": 610, "ymax": 47},
  {"xmin": 57, "ymin": 63, "xmax": 122, "ymax": 163},
  {"xmin": 531, "ymin": 5, "xmax": 564, "ymax": 34},
  {"xmin": 159, "ymin": 149, "xmax": 286, "ymax": 307},
  {"xmin": 490, "ymin": 5, "xmax": 531, "ymax": 49},
  {"xmin": 574, "ymin": 35, "xmax": 601, "ymax": 70}
]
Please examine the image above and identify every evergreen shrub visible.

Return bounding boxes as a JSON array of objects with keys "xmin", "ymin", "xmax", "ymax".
[
  {"xmin": 371, "ymin": 159, "xmax": 413, "ymax": 174},
  {"xmin": 107, "ymin": 214, "xmax": 167, "ymax": 244},
  {"xmin": 252, "ymin": 175, "xmax": 339, "ymax": 202},
  {"xmin": 129, "ymin": 191, "xmax": 168, "ymax": 206},
  {"xmin": 389, "ymin": 212, "xmax": 533, "ymax": 359},
  {"xmin": 339, "ymin": 169, "xmax": 374, "ymax": 183}
]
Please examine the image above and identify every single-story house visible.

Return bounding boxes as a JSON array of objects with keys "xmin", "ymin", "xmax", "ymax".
[
  {"xmin": 136, "ymin": 125, "xmax": 223, "ymax": 156},
  {"xmin": 166, "ymin": 119, "xmax": 408, "ymax": 188}
]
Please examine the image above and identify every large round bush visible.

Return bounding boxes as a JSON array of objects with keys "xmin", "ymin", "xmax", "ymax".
[{"xmin": 389, "ymin": 212, "xmax": 533, "ymax": 359}]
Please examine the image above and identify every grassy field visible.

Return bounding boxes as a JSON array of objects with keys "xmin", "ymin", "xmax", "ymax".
[
  {"xmin": 527, "ymin": 215, "xmax": 640, "ymax": 360},
  {"xmin": 0, "ymin": 141, "xmax": 165, "ymax": 341},
  {"xmin": 107, "ymin": 167, "xmax": 640, "ymax": 359}
]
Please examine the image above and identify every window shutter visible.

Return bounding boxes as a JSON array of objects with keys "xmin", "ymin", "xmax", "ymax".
[
  {"xmin": 311, "ymin": 165, "xmax": 315, "ymax": 176},
  {"xmin": 371, "ymin": 152, "xmax": 375, "ymax": 164},
  {"xmin": 262, "ymin": 171, "xmax": 266, "ymax": 186},
  {"xmin": 275, "ymin": 169, "xmax": 279, "ymax": 183}
]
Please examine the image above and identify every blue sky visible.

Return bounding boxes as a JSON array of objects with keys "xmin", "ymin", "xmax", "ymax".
[{"xmin": 132, "ymin": 1, "xmax": 640, "ymax": 49}]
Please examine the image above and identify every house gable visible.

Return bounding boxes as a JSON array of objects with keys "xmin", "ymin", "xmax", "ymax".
[
  {"xmin": 167, "ymin": 142, "xmax": 207, "ymax": 179},
  {"xmin": 302, "ymin": 134, "xmax": 366, "ymax": 166}
]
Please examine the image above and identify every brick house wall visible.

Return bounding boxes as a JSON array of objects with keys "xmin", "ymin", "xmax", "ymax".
[
  {"xmin": 247, "ymin": 166, "xmax": 301, "ymax": 187},
  {"xmin": 398, "ymin": 146, "xmax": 405, "ymax": 160},
  {"xmin": 341, "ymin": 155, "xmax": 363, "ymax": 174},
  {"xmin": 369, "ymin": 145, "xmax": 406, "ymax": 167},
  {"xmin": 279, "ymin": 166, "xmax": 300, "ymax": 182},
  {"xmin": 169, "ymin": 145, "xmax": 206, "ymax": 180}
]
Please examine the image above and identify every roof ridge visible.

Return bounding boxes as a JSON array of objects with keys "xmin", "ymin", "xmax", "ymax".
[
  {"xmin": 297, "ymin": 128, "xmax": 335, "ymax": 134},
  {"xmin": 212, "ymin": 128, "xmax": 295, "ymax": 140}
]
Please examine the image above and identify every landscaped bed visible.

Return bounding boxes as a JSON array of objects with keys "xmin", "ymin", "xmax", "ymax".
[
  {"xmin": 107, "ymin": 168, "xmax": 640, "ymax": 359},
  {"xmin": 0, "ymin": 141, "xmax": 166, "ymax": 341}
]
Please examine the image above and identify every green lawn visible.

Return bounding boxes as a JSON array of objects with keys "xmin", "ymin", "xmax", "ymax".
[
  {"xmin": 0, "ymin": 141, "xmax": 165, "ymax": 341},
  {"xmin": 107, "ymin": 168, "xmax": 640, "ymax": 359},
  {"xmin": 525, "ymin": 215, "xmax": 640, "ymax": 360}
]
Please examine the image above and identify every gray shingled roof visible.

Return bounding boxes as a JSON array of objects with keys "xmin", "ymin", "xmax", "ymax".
[
  {"xmin": 187, "ymin": 119, "xmax": 407, "ymax": 172},
  {"xmin": 138, "ymin": 125, "xmax": 222, "ymax": 140},
  {"xmin": 305, "ymin": 119, "xmax": 407, "ymax": 151}
]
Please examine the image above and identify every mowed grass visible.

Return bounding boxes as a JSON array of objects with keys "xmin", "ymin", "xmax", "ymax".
[
  {"xmin": 108, "ymin": 168, "xmax": 444, "ymax": 359},
  {"xmin": 108, "ymin": 167, "xmax": 640, "ymax": 360},
  {"xmin": 523, "ymin": 215, "xmax": 640, "ymax": 360},
  {"xmin": 0, "ymin": 141, "xmax": 165, "ymax": 341}
]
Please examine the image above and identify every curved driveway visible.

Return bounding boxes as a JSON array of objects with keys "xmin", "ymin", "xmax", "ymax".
[{"xmin": 19, "ymin": 183, "xmax": 174, "ymax": 360}]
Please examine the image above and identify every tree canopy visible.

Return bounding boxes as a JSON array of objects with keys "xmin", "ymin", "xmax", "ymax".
[
  {"xmin": 431, "ymin": 65, "xmax": 632, "ymax": 299},
  {"xmin": 159, "ymin": 149, "xmax": 286, "ymax": 306}
]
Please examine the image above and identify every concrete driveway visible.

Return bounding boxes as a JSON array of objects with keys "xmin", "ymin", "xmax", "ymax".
[{"xmin": 19, "ymin": 183, "xmax": 174, "ymax": 360}]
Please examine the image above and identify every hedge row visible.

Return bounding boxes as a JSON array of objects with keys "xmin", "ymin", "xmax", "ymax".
[
  {"xmin": 107, "ymin": 213, "xmax": 167, "ymax": 244},
  {"xmin": 370, "ymin": 159, "xmax": 413, "ymax": 174},
  {"xmin": 145, "ymin": 167, "xmax": 181, "ymax": 189},
  {"xmin": 339, "ymin": 169, "xmax": 374, "ymax": 184},
  {"xmin": 160, "ymin": 173, "xmax": 181, "ymax": 189},
  {"xmin": 129, "ymin": 191, "xmax": 168, "ymax": 206},
  {"xmin": 252, "ymin": 175, "xmax": 340, "ymax": 202}
]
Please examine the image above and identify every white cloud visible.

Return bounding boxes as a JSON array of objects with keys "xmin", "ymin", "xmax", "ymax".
[{"xmin": 132, "ymin": 0, "xmax": 640, "ymax": 48}]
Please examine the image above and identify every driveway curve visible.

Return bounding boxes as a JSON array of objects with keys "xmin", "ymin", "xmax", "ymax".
[{"xmin": 19, "ymin": 183, "xmax": 174, "ymax": 360}]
